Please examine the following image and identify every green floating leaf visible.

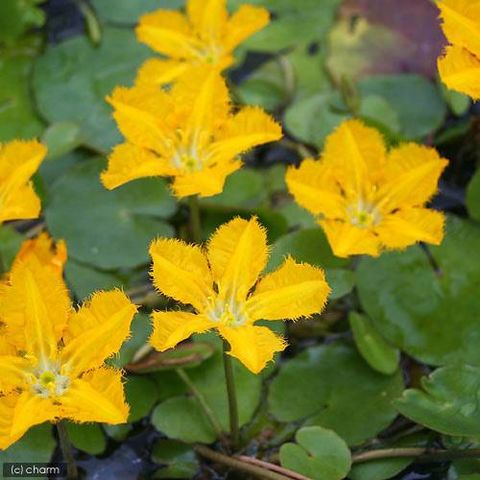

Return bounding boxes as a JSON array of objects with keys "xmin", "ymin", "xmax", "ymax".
[
  {"xmin": 45, "ymin": 158, "xmax": 176, "ymax": 270},
  {"xmin": 268, "ymin": 228, "xmax": 354, "ymax": 299},
  {"xmin": 0, "ymin": 424, "xmax": 55, "ymax": 464},
  {"xmin": 152, "ymin": 351, "xmax": 261, "ymax": 443},
  {"xmin": 357, "ymin": 216, "xmax": 480, "ymax": 366},
  {"xmin": 235, "ymin": 59, "xmax": 288, "ymax": 111},
  {"xmin": 42, "ymin": 122, "xmax": 83, "ymax": 160},
  {"xmin": 201, "ymin": 168, "xmax": 268, "ymax": 209},
  {"xmin": 33, "ymin": 27, "xmax": 150, "ymax": 152},
  {"xmin": 358, "ymin": 74, "xmax": 447, "ymax": 140},
  {"xmin": 349, "ymin": 312, "xmax": 399, "ymax": 375},
  {"xmin": 126, "ymin": 342, "xmax": 215, "ymax": 373},
  {"xmin": 91, "ymin": 0, "xmax": 183, "ymax": 24},
  {"xmin": 243, "ymin": 0, "xmax": 341, "ymax": 52},
  {"xmin": 284, "ymin": 91, "xmax": 349, "ymax": 148},
  {"xmin": 0, "ymin": 0, "xmax": 46, "ymax": 44},
  {"xmin": 0, "ymin": 225, "xmax": 23, "ymax": 272},
  {"xmin": 65, "ymin": 422, "xmax": 106, "ymax": 455},
  {"xmin": 440, "ymin": 81, "xmax": 471, "ymax": 117},
  {"xmin": 269, "ymin": 342, "xmax": 404, "ymax": 445},
  {"xmin": 65, "ymin": 259, "xmax": 124, "ymax": 300},
  {"xmin": 466, "ymin": 169, "xmax": 480, "ymax": 222},
  {"xmin": 125, "ymin": 375, "xmax": 159, "ymax": 422},
  {"xmin": 152, "ymin": 397, "xmax": 216, "ymax": 444},
  {"xmin": 395, "ymin": 364, "xmax": 480, "ymax": 437},
  {"xmin": 359, "ymin": 94, "xmax": 401, "ymax": 135},
  {"xmin": 0, "ymin": 54, "xmax": 44, "ymax": 141},
  {"xmin": 152, "ymin": 439, "xmax": 199, "ymax": 479},
  {"xmin": 111, "ymin": 313, "xmax": 152, "ymax": 369},
  {"xmin": 280, "ymin": 426, "xmax": 351, "ymax": 480}
]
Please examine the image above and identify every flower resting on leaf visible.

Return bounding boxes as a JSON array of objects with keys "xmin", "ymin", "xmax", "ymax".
[
  {"xmin": 148, "ymin": 216, "xmax": 331, "ymax": 374},
  {"xmin": 135, "ymin": 0, "xmax": 270, "ymax": 86},
  {"xmin": 0, "ymin": 242, "xmax": 137, "ymax": 449},
  {"xmin": 286, "ymin": 119, "xmax": 448, "ymax": 258},
  {"xmin": 437, "ymin": 0, "xmax": 480, "ymax": 99},
  {"xmin": 101, "ymin": 68, "xmax": 282, "ymax": 198},
  {"xmin": 0, "ymin": 140, "xmax": 46, "ymax": 224}
]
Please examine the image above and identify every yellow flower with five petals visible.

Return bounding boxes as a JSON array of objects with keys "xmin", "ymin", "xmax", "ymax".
[
  {"xmin": 102, "ymin": 68, "xmax": 282, "ymax": 198},
  {"xmin": 148, "ymin": 216, "xmax": 331, "ymax": 374},
  {"xmin": 0, "ymin": 140, "xmax": 46, "ymax": 224},
  {"xmin": 0, "ymin": 244, "xmax": 137, "ymax": 449},
  {"xmin": 286, "ymin": 120, "xmax": 448, "ymax": 258},
  {"xmin": 135, "ymin": 0, "xmax": 270, "ymax": 86},
  {"xmin": 437, "ymin": 0, "xmax": 480, "ymax": 99}
]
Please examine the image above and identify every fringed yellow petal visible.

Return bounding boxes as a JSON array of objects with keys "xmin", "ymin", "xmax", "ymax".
[
  {"xmin": 135, "ymin": 57, "xmax": 189, "ymax": 86},
  {"xmin": 60, "ymin": 368, "xmax": 128, "ymax": 424},
  {"xmin": 107, "ymin": 86, "xmax": 172, "ymax": 154},
  {"xmin": 438, "ymin": 45, "xmax": 480, "ymax": 99},
  {"xmin": 320, "ymin": 219, "xmax": 381, "ymax": 258},
  {"xmin": 209, "ymin": 106, "xmax": 282, "ymax": 162},
  {"xmin": 438, "ymin": 0, "xmax": 480, "ymax": 57},
  {"xmin": 218, "ymin": 324, "xmax": 286, "ymax": 374},
  {"xmin": 286, "ymin": 159, "xmax": 347, "ymax": 218},
  {"xmin": 247, "ymin": 257, "xmax": 330, "ymax": 321},
  {"xmin": 14, "ymin": 233, "xmax": 67, "ymax": 275},
  {"xmin": 150, "ymin": 311, "xmax": 214, "ymax": 351},
  {"xmin": 0, "ymin": 394, "xmax": 28, "ymax": 450},
  {"xmin": 187, "ymin": 0, "xmax": 228, "ymax": 41},
  {"xmin": 0, "ymin": 183, "xmax": 41, "ymax": 224},
  {"xmin": 0, "ymin": 356, "xmax": 30, "ymax": 393},
  {"xmin": 9, "ymin": 391, "xmax": 59, "ymax": 441},
  {"xmin": 171, "ymin": 159, "xmax": 242, "ymax": 198},
  {"xmin": 149, "ymin": 238, "xmax": 214, "ymax": 309},
  {"xmin": 180, "ymin": 68, "xmax": 229, "ymax": 140},
  {"xmin": 101, "ymin": 143, "xmax": 176, "ymax": 190},
  {"xmin": 0, "ymin": 140, "xmax": 46, "ymax": 187},
  {"xmin": 224, "ymin": 4, "xmax": 270, "ymax": 51},
  {"xmin": 0, "ymin": 257, "xmax": 70, "ymax": 357},
  {"xmin": 377, "ymin": 144, "xmax": 448, "ymax": 212},
  {"xmin": 61, "ymin": 290, "xmax": 137, "ymax": 376},
  {"xmin": 207, "ymin": 217, "xmax": 268, "ymax": 301},
  {"xmin": 375, "ymin": 208, "xmax": 445, "ymax": 249},
  {"xmin": 0, "ymin": 139, "xmax": 45, "ymax": 223},
  {"xmin": 136, "ymin": 9, "xmax": 198, "ymax": 58},
  {"xmin": 322, "ymin": 119, "xmax": 386, "ymax": 198}
]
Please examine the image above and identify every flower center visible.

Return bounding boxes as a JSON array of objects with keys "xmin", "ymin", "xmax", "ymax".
[
  {"xmin": 30, "ymin": 362, "xmax": 70, "ymax": 398},
  {"xmin": 347, "ymin": 200, "xmax": 382, "ymax": 228},
  {"xmin": 207, "ymin": 297, "xmax": 248, "ymax": 328}
]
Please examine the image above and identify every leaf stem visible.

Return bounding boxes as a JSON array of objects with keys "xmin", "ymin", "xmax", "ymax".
[
  {"xmin": 175, "ymin": 367, "xmax": 225, "ymax": 441},
  {"xmin": 188, "ymin": 196, "xmax": 203, "ymax": 244},
  {"xmin": 194, "ymin": 444, "xmax": 294, "ymax": 480},
  {"xmin": 222, "ymin": 340, "xmax": 239, "ymax": 449},
  {"xmin": 352, "ymin": 447, "xmax": 480, "ymax": 464},
  {"xmin": 56, "ymin": 421, "xmax": 78, "ymax": 480}
]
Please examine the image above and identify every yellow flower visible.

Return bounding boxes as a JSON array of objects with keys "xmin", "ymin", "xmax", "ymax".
[
  {"xmin": 437, "ymin": 0, "xmax": 480, "ymax": 99},
  {"xmin": 13, "ymin": 233, "xmax": 67, "ymax": 275},
  {"xmin": 102, "ymin": 68, "xmax": 282, "ymax": 198},
  {"xmin": 149, "ymin": 216, "xmax": 330, "ymax": 374},
  {"xmin": 0, "ymin": 140, "xmax": 46, "ymax": 224},
  {"xmin": 0, "ymin": 249, "xmax": 137, "ymax": 450},
  {"xmin": 286, "ymin": 120, "xmax": 448, "ymax": 258},
  {"xmin": 135, "ymin": 0, "xmax": 270, "ymax": 86}
]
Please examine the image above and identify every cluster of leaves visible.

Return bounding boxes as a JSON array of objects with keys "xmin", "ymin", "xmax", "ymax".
[{"xmin": 2, "ymin": 0, "xmax": 480, "ymax": 479}]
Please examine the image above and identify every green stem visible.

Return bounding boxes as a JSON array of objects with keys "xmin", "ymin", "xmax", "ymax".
[
  {"xmin": 222, "ymin": 341, "xmax": 239, "ymax": 449},
  {"xmin": 352, "ymin": 447, "xmax": 480, "ymax": 464},
  {"xmin": 194, "ymin": 444, "xmax": 292, "ymax": 480},
  {"xmin": 175, "ymin": 368, "xmax": 225, "ymax": 441},
  {"xmin": 56, "ymin": 421, "xmax": 78, "ymax": 480},
  {"xmin": 188, "ymin": 196, "xmax": 202, "ymax": 244}
]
